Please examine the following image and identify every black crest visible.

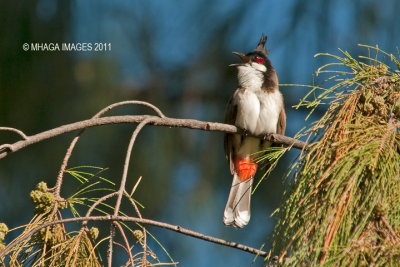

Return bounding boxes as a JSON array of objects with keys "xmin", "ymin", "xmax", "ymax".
[{"xmin": 254, "ymin": 34, "xmax": 268, "ymax": 55}]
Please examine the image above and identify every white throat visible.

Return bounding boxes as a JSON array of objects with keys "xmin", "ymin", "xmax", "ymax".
[{"xmin": 237, "ymin": 63, "xmax": 267, "ymax": 91}]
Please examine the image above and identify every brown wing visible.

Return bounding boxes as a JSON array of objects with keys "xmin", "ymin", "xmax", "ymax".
[
  {"xmin": 224, "ymin": 96, "xmax": 237, "ymax": 174},
  {"xmin": 276, "ymin": 104, "xmax": 286, "ymax": 135}
]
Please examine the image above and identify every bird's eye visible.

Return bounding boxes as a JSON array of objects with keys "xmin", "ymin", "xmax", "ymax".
[{"xmin": 255, "ymin": 57, "xmax": 265, "ymax": 64}]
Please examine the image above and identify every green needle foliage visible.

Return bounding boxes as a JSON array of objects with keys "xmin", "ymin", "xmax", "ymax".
[
  {"xmin": 1, "ymin": 166, "xmax": 173, "ymax": 266},
  {"xmin": 271, "ymin": 45, "xmax": 400, "ymax": 266}
]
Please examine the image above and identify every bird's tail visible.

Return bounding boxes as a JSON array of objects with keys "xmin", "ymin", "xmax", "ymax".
[{"xmin": 223, "ymin": 172, "xmax": 254, "ymax": 228}]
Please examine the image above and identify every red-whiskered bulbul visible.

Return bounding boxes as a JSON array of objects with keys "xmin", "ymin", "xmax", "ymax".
[{"xmin": 223, "ymin": 34, "xmax": 286, "ymax": 228}]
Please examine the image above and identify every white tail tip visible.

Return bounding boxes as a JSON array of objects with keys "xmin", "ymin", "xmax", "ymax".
[{"xmin": 223, "ymin": 174, "xmax": 252, "ymax": 228}]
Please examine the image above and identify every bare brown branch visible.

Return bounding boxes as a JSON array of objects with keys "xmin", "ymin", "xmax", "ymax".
[
  {"xmin": 0, "ymin": 215, "xmax": 268, "ymax": 259},
  {"xmin": 0, "ymin": 113, "xmax": 307, "ymax": 159},
  {"xmin": 115, "ymin": 222, "xmax": 135, "ymax": 267}
]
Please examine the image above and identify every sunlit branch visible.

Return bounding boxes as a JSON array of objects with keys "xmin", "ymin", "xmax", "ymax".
[{"xmin": 0, "ymin": 106, "xmax": 307, "ymax": 160}]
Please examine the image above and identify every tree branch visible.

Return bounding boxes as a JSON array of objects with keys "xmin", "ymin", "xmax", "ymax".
[
  {"xmin": 0, "ymin": 215, "xmax": 268, "ymax": 259},
  {"xmin": 0, "ymin": 114, "xmax": 307, "ymax": 159}
]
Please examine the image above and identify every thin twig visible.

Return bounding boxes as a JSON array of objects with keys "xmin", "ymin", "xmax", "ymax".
[
  {"xmin": 130, "ymin": 176, "xmax": 142, "ymax": 197},
  {"xmin": 107, "ymin": 222, "xmax": 115, "ymax": 267},
  {"xmin": 93, "ymin": 100, "xmax": 165, "ymax": 118},
  {"xmin": 124, "ymin": 189, "xmax": 147, "ymax": 264},
  {"xmin": 111, "ymin": 118, "xmax": 153, "ymax": 266},
  {"xmin": 83, "ymin": 192, "xmax": 119, "ymax": 221},
  {"xmin": 115, "ymin": 222, "xmax": 135, "ymax": 267},
  {"xmin": 53, "ymin": 131, "xmax": 84, "ymax": 202},
  {"xmin": 0, "ymin": 215, "xmax": 268, "ymax": 259},
  {"xmin": 123, "ymin": 189, "xmax": 144, "ymax": 220},
  {"xmin": 114, "ymin": 118, "xmax": 154, "ymax": 216},
  {"xmin": 0, "ymin": 127, "xmax": 29, "ymax": 140}
]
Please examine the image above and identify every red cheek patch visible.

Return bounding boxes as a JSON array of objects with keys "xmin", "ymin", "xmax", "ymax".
[
  {"xmin": 255, "ymin": 57, "xmax": 265, "ymax": 64},
  {"xmin": 235, "ymin": 157, "xmax": 258, "ymax": 182}
]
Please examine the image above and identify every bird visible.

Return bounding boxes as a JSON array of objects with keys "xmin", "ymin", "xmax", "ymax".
[{"xmin": 223, "ymin": 34, "xmax": 286, "ymax": 228}]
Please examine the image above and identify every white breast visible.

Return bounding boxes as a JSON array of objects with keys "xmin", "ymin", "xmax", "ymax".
[{"xmin": 233, "ymin": 64, "xmax": 282, "ymax": 136}]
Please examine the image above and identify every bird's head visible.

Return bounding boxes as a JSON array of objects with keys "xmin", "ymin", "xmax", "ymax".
[{"xmin": 230, "ymin": 34, "xmax": 270, "ymax": 72}]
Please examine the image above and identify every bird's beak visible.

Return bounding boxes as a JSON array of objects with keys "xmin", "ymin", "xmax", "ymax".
[{"xmin": 232, "ymin": 52, "xmax": 250, "ymax": 63}]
